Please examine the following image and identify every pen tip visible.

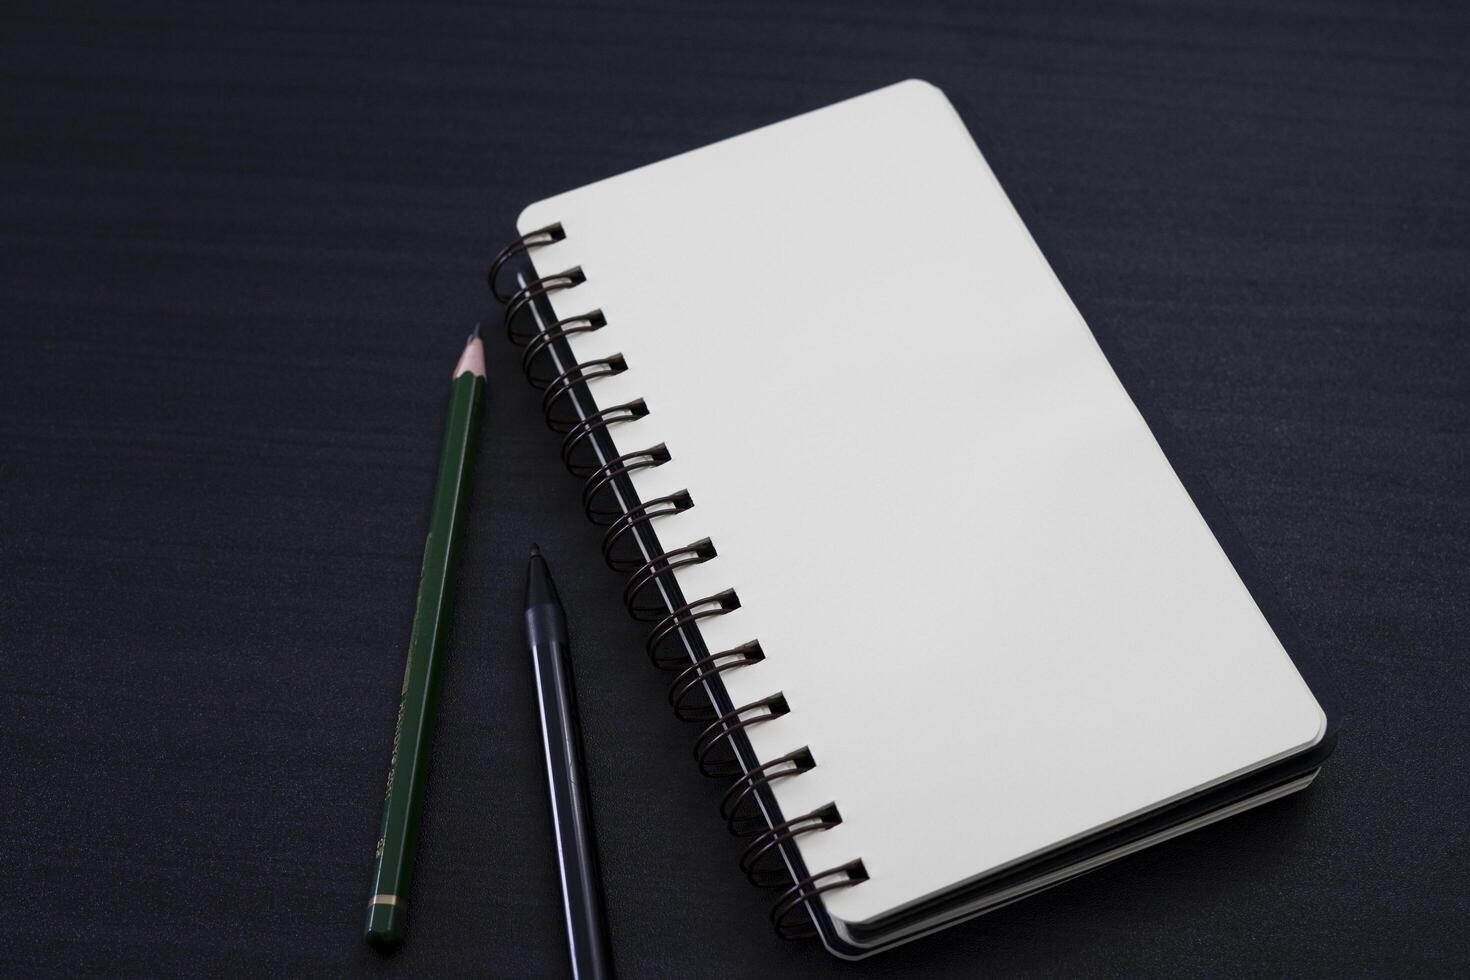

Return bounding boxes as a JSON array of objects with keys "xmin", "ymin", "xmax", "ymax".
[{"xmin": 530, "ymin": 543, "xmax": 541, "ymax": 558}]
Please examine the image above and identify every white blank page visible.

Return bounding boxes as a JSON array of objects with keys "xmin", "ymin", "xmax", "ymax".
[{"xmin": 518, "ymin": 80, "xmax": 1325, "ymax": 927}]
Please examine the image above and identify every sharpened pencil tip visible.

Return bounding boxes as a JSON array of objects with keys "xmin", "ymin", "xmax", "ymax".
[
  {"xmin": 453, "ymin": 332, "xmax": 486, "ymax": 379},
  {"xmin": 530, "ymin": 543, "xmax": 541, "ymax": 558},
  {"xmin": 469, "ymin": 320, "xmax": 482, "ymax": 341}
]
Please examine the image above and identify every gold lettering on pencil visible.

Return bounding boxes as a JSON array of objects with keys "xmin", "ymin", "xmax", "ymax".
[{"xmin": 384, "ymin": 697, "xmax": 406, "ymax": 801}]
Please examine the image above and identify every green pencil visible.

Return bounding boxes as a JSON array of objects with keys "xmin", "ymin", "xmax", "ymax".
[{"xmin": 365, "ymin": 329, "xmax": 486, "ymax": 947}]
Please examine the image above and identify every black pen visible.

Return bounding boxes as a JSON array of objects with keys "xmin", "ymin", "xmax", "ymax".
[{"xmin": 525, "ymin": 546, "xmax": 616, "ymax": 980}]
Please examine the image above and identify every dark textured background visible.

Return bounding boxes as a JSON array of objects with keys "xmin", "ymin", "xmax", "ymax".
[{"xmin": 2, "ymin": 1, "xmax": 1466, "ymax": 977}]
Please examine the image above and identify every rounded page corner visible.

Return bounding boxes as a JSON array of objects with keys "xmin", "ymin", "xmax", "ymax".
[{"xmin": 516, "ymin": 201, "xmax": 556, "ymax": 236}]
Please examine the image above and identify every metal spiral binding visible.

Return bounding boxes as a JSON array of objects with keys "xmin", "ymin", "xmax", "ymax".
[
  {"xmin": 541, "ymin": 354, "xmax": 626, "ymax": 432},
  {"xmin": 487, "ymin": 221, "xmax": 565, "ymax": 302},
  {"xmin": 740, "ymin": 803, "xmax": 842, "ymax": 886},
  {"xmin": 668, "ymin": 641, "xmax": 765, "ymax": 723},
  {"xmin": 772, "ymin": 861, "xmax": 869, "ymax": 940},
  {"xmin": 693, "ymin": 693, "xmax": 790, "ymax": 778},
  {"xmin": 492, "ymin": 224, "xmax": 863, "ymax": 943},
  {"xmin": 504, "ymin": 266, "xmax": 585, "ymax": 345},
  {"xmin": 581, "ymin": 444, "xmax": 671, "ymax": 524},
  {"xmin": 623, "ymin": 539, "xmax": 717, "ymax": 620},
  {"xmin": 523, "ymin": 310, "xmax": 607, "ymax": 386},
  {"xmin": 601, "ymin": 491, "xmax": 694, "ymax": 571},
  {"xmin": 646, "ymin": 590, "xmax": 741, "ymax": 669},
  {"xmin": 561, "ymin": 399, "xmax": 648, "ymax": 476},
  {"xmin": 718, "ymin": 746, "xmax": 813, "ymax": 835}
]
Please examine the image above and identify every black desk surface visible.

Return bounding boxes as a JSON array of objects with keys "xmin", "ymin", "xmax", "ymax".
[{"xmin": 3, "ymin": 2, "xmax": 1466, "ymax": 977}]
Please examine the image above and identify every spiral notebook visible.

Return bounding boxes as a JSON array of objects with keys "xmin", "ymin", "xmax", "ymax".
[{"xmin": 492, "ymin": 80, "xmax": 1336, "ymax": 959}]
